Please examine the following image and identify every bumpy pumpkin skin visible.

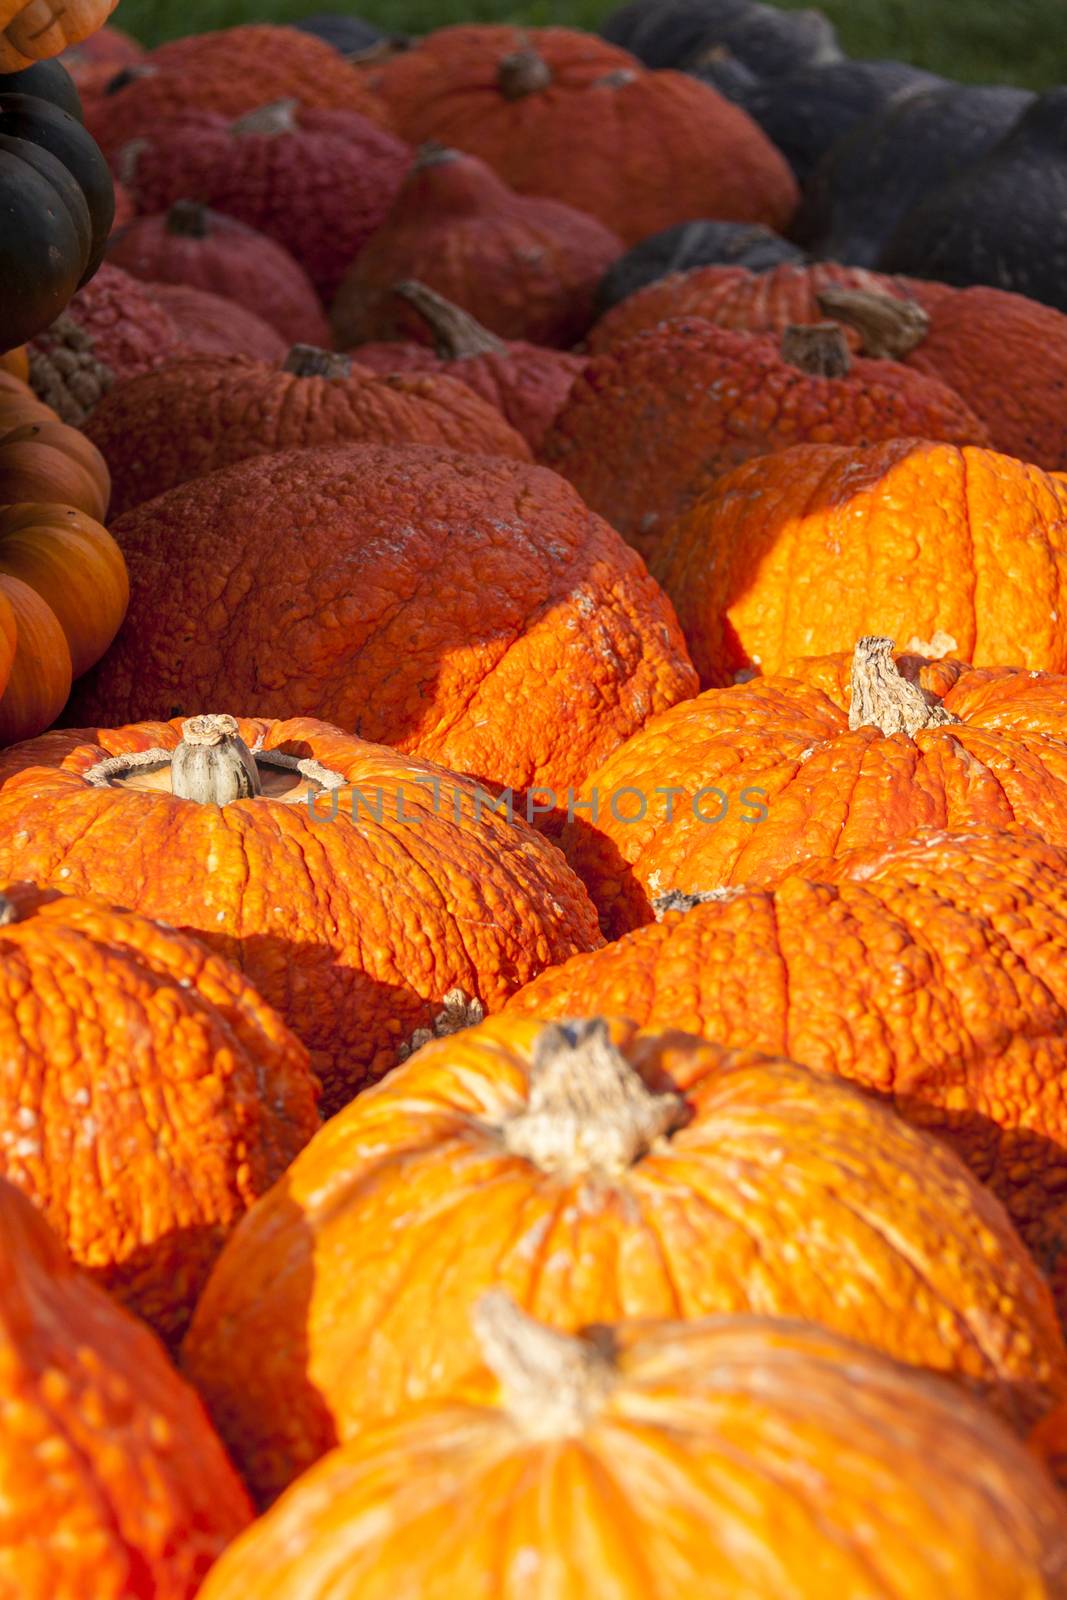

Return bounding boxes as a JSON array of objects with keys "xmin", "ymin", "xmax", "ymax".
[
  {"xmin": 0, "ymin": 881, "xmax": 318, "ymax": 1342},
  {"xmin": 654, "ymin": 441, "xmax": 1067, "ymax": 686},
  {"xmin": 366, "ymin": 25, "xmax": 798, "ymax": 245},
  {"xmin": 562, "ymin": 649, "xmax": 1067, "ymax": 935},
  {"xmin": 540, "ymin": 317, "xmax": 988, "ymax": 557},
  {"xmin": 182, "ymin": 1015, "xmax": 1067, "ymax": 1504},
  {"xmin": 0, "ymin": 1176, "xmax": 251, "ymax": 1598},
  {"xmin": 141, "ymin": 282, "xmax": 287, "ymax": 363},
  {"xmin": 85, "ymin": 354, "xmax": 530, "ymax": 516},
  {"xmin": 0, "ymin": 716, "xmax": 604, "ymax": 1113},
  {"xmin": 68, "ymin": 445, "xmax": 697, "ymax": 801}
]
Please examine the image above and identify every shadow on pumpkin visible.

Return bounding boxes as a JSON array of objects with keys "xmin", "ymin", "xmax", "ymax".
[{"xmin": 86, "ymin": 1219, "xmax": 244, "ymax": 1359}]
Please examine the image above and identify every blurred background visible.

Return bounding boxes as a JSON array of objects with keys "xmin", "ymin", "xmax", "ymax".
[{"xmin": 112, "ymin": 0, "xmax": 1065, "ymax": 89}]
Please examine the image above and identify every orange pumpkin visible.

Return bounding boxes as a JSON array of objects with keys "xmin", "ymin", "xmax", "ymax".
[
  {"xmin": 182, "ymin": 1015, "xmax": 1067, "ymax": 1503},
  {"xmin": 0, "ymin": 417, "xmax": 110, "ymax": 522},
  {"xmin": 0, "ymin": 346, "xmax": 29, "ymax": 382},
  {"xmin": 0, "ymin": 574, "xmax": 71, "ymax": 744},
  {"xmin": 0, "ymin": 0, "xmax": 118, "ymax": 71},
  {"xmin": 0, "ymin": 503, "xmax": 127, "ymax": 676}
]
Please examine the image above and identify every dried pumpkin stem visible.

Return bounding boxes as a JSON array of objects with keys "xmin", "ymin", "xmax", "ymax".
[
  {"xmin": 230, "ymin": 99, "xmax": 299, "ymax": 138},
  {"xmin": 849, "ymin": 637, "xmax": 959, "ymax": 736},
  {"xmin": 498, "ymin": 45, "xmax": 553, "ymax": 99},
  {"xmin": 502, "ymin": 1018, "xmax": 688, "ymax": 1174},
  {"xmin": 815, "ymin": 288, "xmax": 930, "ymax": 361},
  {"xmin": 780, "ymin": 322, "xmax": 851, "ymax": 378},
  {"xmin": 392, "ymin": 281, "xmax": 507, "ymax": 358},
  {"xmin": 171, "ymin": 715, "xmax": 262, "ymax": 805},
  {"xmin": 282, "ymin": 346, "xmax": 353, "ymax": 380},
  {"xmin": 0, "ymin": 898, "xmax": 19, "ymax": 928},
  {"xmin": 473, "ymin": 1292, "xmax": 617, "ymax": 1438},
  {"xmin": 165, "ymin": 200, "xmax": 210, "ymax": 239}
]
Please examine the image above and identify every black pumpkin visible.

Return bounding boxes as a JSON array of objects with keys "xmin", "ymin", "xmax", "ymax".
[
  {"xmin": 796, "ymin": 83, "xmax": 1034, "ymax": 266},
  {"xmin": 0, "ymin": 59, "xmax": 82, "ymax": 121},
  {"xmin": 687, "ymin": 49, "xmax": 759, "ymax": 103},
  {"xmin": 291, "ymin": 13, "xmax": 409, "ymax": 59},
  {"xmin": 599, "ymin": 0, "xmax": 841, "ymax": 76},
  {"xmin": 595, "ymin": 220, "xmax": 804, "ymax": 314},
  {"xmin": 0, "ymin": 132, "xmax": 91, "ymax": 348},
  {"xmin": 0, "ymin": 93, "xmax": 114, "ymax": 284},
  {"xmin": 877, "ymin": 88, "xmax": 1067, "ymax": 308}
]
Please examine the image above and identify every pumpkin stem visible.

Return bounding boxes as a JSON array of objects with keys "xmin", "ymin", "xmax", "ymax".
[
  {"xmin": 498, "ymin": 45, "xmax": 553, "ymax": 100},
  {"xmin": 414, "ymin": 141, "xmax": 460, "ymax": 169},
  {"xmin": 0, "ymin": 898, "xmax": 19, "ymax": 927},
  {"xmin": 849, "ymin": 637, "xmax": 960, "ymax": 737},
  {"xmin": 230, "ymin": 99, "xmax": 299, "ymax": 138},
  {"xmin": 170, "ymin": 715, "xmax": 262, "ymax": 805},
  {"xmin": 165, "ymin": 200, "xmax": 210, "ymax": 239},
  {"xmin": 502, "ymin": 1018, "xmax": 688, "ymax": 1174},
  {"xmin": 282, "ymin": 345, "xmax": 352, "ymax": 380},
  {"xmin": 652, "ymin": 887, "xmax": 744, "ymax": 919},
  {"xmin": 815, "ymin": 288, "xmax": 930, "ymax": 361},
  {"xmin": 594, "ymin": 68, "xmax": 639, "ymax": 87},
  {"xmin": 473, "ymin": 1292, "xmax": 617, "ymax": 1438},
  {"xmin": 342, "ymin": 37, "xmax": 411, "ymax": 66},
  {"xmin": 780, "ymin": 322, "xmax": 851, "ymax": 378},
  {"xmin": 392, "ymin": 281, "xmax": 507, "ymax": 359}
]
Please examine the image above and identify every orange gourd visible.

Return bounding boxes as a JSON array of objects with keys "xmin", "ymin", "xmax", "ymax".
[
  {"xmin": 0, "ymin": 503, "xmax": 127, "ymax": 676},
  {"xmin": 0, "ymin": 0, "xmax": 118, "ymax": 71},
  {"xmin": 0, "ymin": 418, "xmax": 110, "ymax": 521},
  {"xmin": 0, "ymin": 574, "xmax": 71, "ymax": 744},
  {"xmin": 0, "ymin": 346, "xmax": 29, "ymax": 382}
]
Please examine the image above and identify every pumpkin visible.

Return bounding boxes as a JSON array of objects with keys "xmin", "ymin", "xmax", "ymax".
[
  {"xmin": 653, "ymin": 441, "xmax": 1067, "ymax": 685},
  {"xmin": 594, "ymin": 219, "xmax": 804, "ymax": 315},
  {"xmin": 65, "ymin": 445, "xmax": 697, "ymax": 804},
  {"xmin": 0, "ymin": 1175, "xmax": 251, "ymax": 1596},
  {"xmin": 85, "ymin": 23, "xmax": 393, "ymax": 160},
  {"xmin": 331, "ymin": 144, "xmax": 623, "ymax": 351},
  {"xmin": 0, "ymin": 880, "xmax": 319, "ymax": 1340},
  {"xmin": 0, "ymin": 55, "xmax": 83, "ymax": 117},
  {"xmin": 348, "ymin": 281, "xmax": 586, "ymax": 451},
  {"xmin": 140, "ymin": 282, "xmax": 287, "ymax": 363},
  {"xmin": 0, "ymin": 90, "xmax": 113, "ymax": 278},
  {"xmin": 0, "ymin": 574, "xmax": 70, "ymax": 741},
  {"xmin": 293, "ymin": 13, "xmax": 408, "ymax": 58},
  {"xmin": 86, "ymin": 349, "xmax": 530, "ymax": 517},
  {"xmin": 118, "ymin": 100, "xmax": 412, "ymax": 303},
  {"xmin": 0, "ymin": 345, "xmax": 28, "ymax": 380},
  {"xmin": 1030, "ymin": 1403, "xmax": 1067, "ymax": 1496},
  {"xmin": 0, "ymin": 108, "xmax": 94, "ymax": 347},
  {"xmin": 59, "ymin": 20, "xmax": 143, "ymax": 79},
  {"xmin": 539, "ymin": 317, "xmax": 987, "ymax": 559},
  {"xmin": 0, "ymin": 714, "xmax": 604, "ymax": 1112},
  {"xmin": 0, "ymin": 413, "xmax": 109, "ymax": 519},
  {"xmin": 364, "ymin": 24, "xmax": 798, "ymax": 245},
  {"xmin": 182, "ymin": 1014, "xmax": 1067, "ymax": 1504},
  {"xmin": 107, "ymin": 202, "xmax": 331, "ymax": 348},
  {"xmin": 0, "ymin": 503, "xmax": 126, "ymax": 675},
  {"xmin": 196, "ymin": 1299, "xmax": 1067, "ymax": 1600},
  {"xmin": 508, "ymin": 829, "xmax": 1067, "ymax": 1324},
  {"xmin": 599, "ymin": 0, "xmax": 842, "ymax": 76},
  {"xmin": 0, "ymin": 0, "xmax": 117, "ymax": 72}
]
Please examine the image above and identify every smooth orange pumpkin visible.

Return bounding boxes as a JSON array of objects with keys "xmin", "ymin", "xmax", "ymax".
[
  {"xmin": 0, "ymin": 574, "xmax": 71, "ymax": 744},
  {"xmin": 0, "ymin": 418, "xmax": 110, "ymax": 522},
  {"xmin": 0, "ymin": 502, "xmax": 127, "ymax": 676},
  {"xmin": 0, "ymin": 346, "xmax": 29, "ymax": 382}
]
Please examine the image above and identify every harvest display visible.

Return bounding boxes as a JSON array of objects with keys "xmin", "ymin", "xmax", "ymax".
[{"xmin": 4, "ymin": 1, "xmax": 1067, "ymax": 1593}]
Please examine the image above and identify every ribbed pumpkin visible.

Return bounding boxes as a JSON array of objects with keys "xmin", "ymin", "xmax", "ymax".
[
  {"xmin": 108, "ymin": 201, "xmax": 331, "ymax": 348},
  {"xmin": 331, "ymin": 144, "xmax": 623, "ymax": 351},
  {"xmin": 1, "ymin": 0, "xmax": 117, "ymax": 72},
  {"xmin": 364, "ymin": 24, "xmax": 798, "ymax": 244},
  {"xmin": 118, "ymin": 101, "xmax": 412, "ymax": 302},
  {"xmin": 653, "ymin": 440, "xmax": 1067, "ymax": 685},
  {"xmin": 0, "ymin": 1175, "xmax": 251, "ymax": 1597},
  {"xmin": 539, "ymin": 317, "xmax": 987, "ymax": 558},
  {"xmin": 0, "ymin": 345, "xmax": 29, "ymax": 381},
  {"xmin": 0, "ymin": 880, "xmax": 318, "ymax": 1341},
  {"xmin": 0, "ymin": 403, "xmax": 109, "ymax": 520},
  {"xmin": 67, "ymin": 445, "xmax": 697, "ymax": 802},
  {"xmin": 0, "ymin": 502, "xmax": 126, "ymax": 677},
  {"xmin": 349, "ymin": 280, "xmax": 586, "ymax": 451},
  {"xmin": 560, "ymin": 640, "xmax": 1067, "ymax": 935},
  {"xmin": 182, "ymin": 1015, "xmax": 1067, "ymax": 1504},
  {"xmin": 197, "ymin": 1300, "xmax": 1067, "ymax": 1600},
  {"xmin": 85, "ymin": 349, "xmax": 531, "ymax": 516},
  {"xmin": 0, "ymin": 715, "xmax": 603, "ymax": 1112},
  {"xmin": 141, "ymin": 281, "xmax": 287, "ymax": 362}
]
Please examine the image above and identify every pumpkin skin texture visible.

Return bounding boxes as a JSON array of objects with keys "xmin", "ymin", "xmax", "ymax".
[
  {"xmin": 331, "ymin": 145, "xmax": 623, "ymax": 351},
  {"xmin": 182, "ymin": 1015, "xmax": 1067, "ymax": 1504},
  {"xmin": 594, "ymin": 218, "xmax": 805, "ymax": 314},
  {"xmin": 0, "ymin": 0, "xmax": 118, "ymax": 73},
  {"xmin": 107, "ymin": 202, "xmax": 331, "ymax": 348},
  {"xmin": 507, "ymin": 830, "xmax": 1067, "ymax": 1325},
  {"xmin": 0, "ymin": 503, "xmax": 126, "ymax": 676},
  {"xmin": 138, "ymin": 282, "xmax": 287, "ymax": 363},
  {"xmin": 366, "ymin": 25, "xmax": 798, "ymax": 245},
  {"xmin": 0, "ymin": 716, "xmax": 604, "ymax": 1113},
  {"xmin": 562, "ymin": 644, "xmax": 1067, "ymax": 934},
  {"xmin": 0, "ymin": 1176, "xmax": 252, "ymax": 1597},
  {"xmin": 0, "ymin": 880, "xmax": 319, "ymax": 1341},
  {"xmin": 654, "ymin": 441, "xmax": 1067, "ymax": 686},
  {"xmin": 0, "ymin": 573, "xmax": 71, "ymax": 742},
  {"xmin": 0, "ymin": 345, "xmax": 28, "ymax": 380},
  {"xmin": 118, "ymin": 102, "xmax": 412, "ymax": 302},
  {"xmin": 67, "ymin": 445, "xmax": 697, "ymax": 800},
  {"xmin": 539, "ymin": 317, "xmax": 988, "ymax": 558},
  {"xmin": 197, "ymin": 1303, "xmax": 1067, "ymax": 1600},
  {"xmin": 84, "ymin": 352, "xmax": 531, "ymax": 517},
  {"xmin": 0, "ymin": 415, "xmax": 110, "ymax": 519}
]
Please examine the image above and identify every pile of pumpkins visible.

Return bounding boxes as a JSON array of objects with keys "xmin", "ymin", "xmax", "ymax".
[{"xmin": 7, "ymin": 0, "xmax": 1067, "ymax": 1594}]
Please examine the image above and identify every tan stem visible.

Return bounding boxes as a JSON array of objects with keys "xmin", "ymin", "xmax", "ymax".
[
  {"xmin": 849, "ymin": 637, "xmax": 960, "ymax": 736},
  {"xmin": 594, "ymin": 68, "xmax": 639, "ymax": 87},
  {"xmin": 392, "ymin": 281, "xmax": 507, "ymax": 358},
  {"xmin": 652, "ymin": 887, "xmax": 745, "ymax": 920},
  {"xmin": 415, "ymin": 141, "xmax": 460, "ymax": 170},
  {"xmin": 502, "ymin": 1018, "xmax": 687, "ymax": 1175},
  {"xmin": 282, "ymin": 345, "xmax": 352, "ymax": 380},
  {"xmin": 815, "ymin": 288, "xmax": 930, "ymax": 360},
  {"xmin": 166, "ymin": 200, "xmax": 210, "ymax": 239},
  {"xmin": 472, "ymin": 1292, "xmax": 616, "ymax": 1438},
  {"xmin": 170, "ymin": 715, "xmax": 262, "ymax": 805},
  {"xmin": 0, "ymin": 898, "xmax": 19, "ymax": 927},
  {"xmin": 780, "ymin": 322, "xmax": 851, "ymax": 378},
  {"xmin": 498, "ymin": 45, "xmax": 552, "ymax": 99},
  {"xmin": 115, "ymin": 137, "xmax": 148, "ymax": 190},
  {"xmin": 230, "ymin": 100, "xmax": 299, "ymax": 138}
]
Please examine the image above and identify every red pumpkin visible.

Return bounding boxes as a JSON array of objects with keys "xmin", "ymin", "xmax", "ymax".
[{"xmin": 141, "ymin": 282, "xmax": 288, "ymax": 362}]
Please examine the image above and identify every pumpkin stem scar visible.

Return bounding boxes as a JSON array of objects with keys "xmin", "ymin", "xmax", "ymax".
[
  {"xmin": 393, "ymin": 280, "xmax": 508, "ymax": 358},
  {"xmin": 472, "ymin": 1292, "xmax": 617, "ymax": 1438},
  {"xmin": 849, "ymin": 636, "xmax": 960, "ymax": 737},
  {"xmin": 780, "ymin": 321, "xmax": 851, "ymax": 378},
  {"xmin": 229, "ymin": 99, "xmax": 300, "ymax": 138},
  {"xmin": 81, "ymin": 718, "xmax": 347, "ymax": 803},
  {"xmin": 815, "ymin": 287, "xmax": 931, "ymax": 361},
  {"xmin": 497, "ymin": 45, "xmax": 553, "ymax": 100},
  {"xmin": 281, "ymin": 345, "xmax": 354, "ymax": 380},
  {"xmin": 501, "ymin": 1017, "xmax": 688, "ymax": 1175},
  {"xmin": 397, "ymin": 988, "xmax": 485, "ymax": 1061}
]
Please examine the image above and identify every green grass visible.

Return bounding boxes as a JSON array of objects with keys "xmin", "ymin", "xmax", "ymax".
[{"xmin": 114, "ymin": 0, "xmax": 1066, "ymax": 89}]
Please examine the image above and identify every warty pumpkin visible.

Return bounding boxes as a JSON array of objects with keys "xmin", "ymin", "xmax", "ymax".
[
  {"xmin": 0, "ymin": 880, "xmax": 318, "ymax": 1341},
  {"xmin": 107, "ymin": 201, "xmax": 331, "ymax": 349},
  {"xmin": 330, "ymin": 143, "xmax": 624, "ymax": 351},
  {"xmin": 652, "ymin": 440, "xmax": 1067, "ymax": 685},
  {"xmin": 196, "ymin": 1299, "xmax": 1067, "ymax": 1600},
  {"xmin": 594, "ymin": 218, "xmax": 805, "ymax": 314},
  {"xmin": 84, "ymin": 348, "xmax": 531, "ymax": 517},
  {"xmin": 182, "ymin": 1014, "xmax": 1067, "ymax": 1504},
  {"xmin": 66, "ymin": 445, "xmax": 697, "ymax": 803},
  {"xmin": 0, "ymin": 0, "xmax": 117, "ymax": 73},
  {"xmin": 0, "ymin": 714, "xmax": 603, "ymax": 1112},
  {"xmin": 138, "ymin": 281, "xmax": 287, "ymax": 363},
  {"xmin": 539, "ymin": 316, "xmax": 987, "ymax": 559},
  {"xmin": 364, "ymin": 24, "xmax": 799, "ymax": 245},
  {"xmin": 561, "ymin": 638, "xmax": 1067, "ymax": 935}
]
